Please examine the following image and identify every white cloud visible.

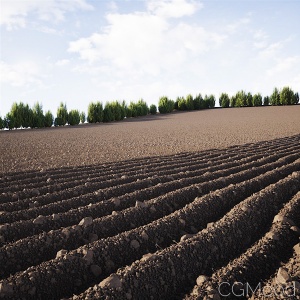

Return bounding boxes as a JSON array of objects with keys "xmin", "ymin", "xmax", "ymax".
[
  {"xmin": 147, "ymin": 0, "xmax": 201, "ymax": 18},
  {"xmin": 253, "ymin": 29, "xmax": 268, "ymax": 49},
  {"xmin": 0, "ymin": 61, "xmax": 43, "ymax": 87},
  {"xmin": 55, "ymin": 59, "xmax": 70, "ymax": 66},
  {"xmin": 258, "ymin": 41, "xmax": 284, "ymax": 59},
  {"xmin": 226, "ymin": 16, "xmax": 250, "ymax": 34},
  {"xmin": 0, "ymin": 0, "xmax": 93, "ymax": 30},
  {"xmin": 266, "ymin": 56, "xmax": 300, "ymax": 76},
  {"xmin": 68, "ymin": 0, "xmax": 224, "ymax": 78},
  {"xmin": 107, "ymin": 1, "xmax": 118, "ymax": 12}
]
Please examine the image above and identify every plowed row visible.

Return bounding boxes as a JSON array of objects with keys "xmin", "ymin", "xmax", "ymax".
[{"xmin": 1, "ymin": 134, "xmax": 300, "ymax": 299}]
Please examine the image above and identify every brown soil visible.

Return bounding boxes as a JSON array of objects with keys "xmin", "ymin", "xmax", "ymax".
[
  {"xmin": 0, "ymin": 106, "xmax": 300, "ymax": 299},
  {"xmin": 1, "ymin": 105, "xmax": 300, "ymax": 174}
]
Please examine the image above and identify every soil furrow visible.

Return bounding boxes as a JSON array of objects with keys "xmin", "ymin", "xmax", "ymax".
[
  {"xmin": 0, "ymin": 170, "xmax": 299, "ymax": 299},
  {"xmin": 0, "ymin": 150, "xmax": 244, "ymax": 210},
  {"xmin": 71, "ymin": 172, "xmax": 300, "ymax": 300},
  {"xmin": 1, "ymin": 136, "xmax": 294, "ymax": 209},
  {"xmin": 1, "ymin": 150, "xmax": 298, "ymax": 245},
  {"xmin": 1, "ymin": 156, "xmax": 299, "ymax": 278},
  {"xmin": 2, "ymin": 133, "xmax": 297, "ymax": 184},
  {"xmin": 1, "ymin": 135, "xmax": 298, "ymax": 202},
  {"xmin": 184, "ymin": 191, "xmax": 300, "ymax": 299}
]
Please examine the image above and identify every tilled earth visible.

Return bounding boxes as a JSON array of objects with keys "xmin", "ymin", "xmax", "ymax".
[{"xmin": 0, "ymin": 106, "xmax": 300, "ymax": 299}]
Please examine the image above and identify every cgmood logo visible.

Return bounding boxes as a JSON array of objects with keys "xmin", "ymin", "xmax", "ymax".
[{"xmin": 218, "ymin": 281, "xmax": 297, "ymax": 298}]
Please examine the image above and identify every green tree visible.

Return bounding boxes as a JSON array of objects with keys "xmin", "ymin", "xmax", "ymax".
[
  {"xmin": 110, "ymin": 101, "xmax": 123, "ymax": 121},
  {"xmin": 136, "ymin": 99, "xmax": 149, "ymax": 116},
  {"xmin": 177, "ymin": 97, "xmax": 186, "ymax": 111},
  {"xmin": 270, "ymin": 87, "xmax": 280, "ymax": 106},
  {"xmin": 44, "ymin": 110, "xmax": 54, "ymax": 127},
  {"xmin": 193, "ymin": 94, "xmax": 202, "ymax": 110},
  {"xmin": 246, "ymin": 92, "xmax": 253, "ymax": 107},
  {"xmin": 56, "ymin": 102, "xmax": 68, "ymax": 125},
  {"xmin": 230, "ymin": 95, "xmax": 237, "ymax": 107},
  {"xmin": 149, "ymin": 104, "xmax": 157, "ymax": 114},
  {"xmin": 23, "ymin": 104, "xmax": 34, "ymax": 128},
  {"xmin": 219, "ymin": 93, "xmax": 230, "ymax": 108},
  {"xmin": 185, "ymin": 94, "xmax": 194, "ymax": 110},
  {"xmin": 128, "ymin": 102, "xmax": 138, "ymax": 117},
  {"xmin": 158, "ymin": 96, "xmax": 174, "ymax": 114},
  {"xmin": 294, "ymin": 92, "xmax": 299, "ymax": 104},
  {"xmin": 280, "ymin": 86, "xmax": 294, "ymax": 105},
  {"xmin": 103, "ymin": 103, "xmax": 114, "ymax": 122},
  {"xmin": 174, "ymin": 98, "xmax": 179, "ymax": 110},
  {"xmin": 121, "ymin": 101, "xmax": 126, "ymax": 119},
  {"xmin": 235, "ymin": 90, "xmax": 247, "ymax": 107},
  {"xmin": 204, "ymin": 94, "xmax": 215, "ymax": 109},
  {"xmin": 68, "ymin": 109, "xmax": 80, "ymax": 125},
  {"xmin": 9, "ymin": 102, "xmax": 24, "ymax": 128},
  {"xmin": 80, "ymin": 111, "xmax": 86, "ymax": 123},
  {"xmin": 0, "ymin": 116, "xmax": 3, "ymax": 129},
  {"xmin": 54, "ymin": 118, "xmax": 62, "ymax": 127},
  {"xmin": 4, "ymin": 113, "xmax": 15, "ymax": 130},
  {"xmin": 32, "ymin": 102, "xmax": 45, "ymax": 128},
  {"xmin": 87, "ymin": 101, "xmax": 103, "ymax": 123},
  {"xmin": 263, "ymin": 96, "xmax": 270, "ymax": 106},
  {"xmin": 126, "ymin": 106, "xmax": 133, "ymax": 118},
  {"xmin": 252, "ymin": 93, "xmax": 262, "ymax": 106}
]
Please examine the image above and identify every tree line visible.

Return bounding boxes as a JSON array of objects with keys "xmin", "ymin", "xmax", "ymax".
[
  {"xmin": 0, "ymin": 100, "xmax": 157, "ymax": 130},
  {"xmin": 0, "ymin": 86, "xmax": 298, "ymax": 130}
]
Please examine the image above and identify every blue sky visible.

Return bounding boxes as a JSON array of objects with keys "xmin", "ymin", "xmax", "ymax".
[{"xmin": 0, "ymin": 0, "xmax": 299, "ymax": 117}]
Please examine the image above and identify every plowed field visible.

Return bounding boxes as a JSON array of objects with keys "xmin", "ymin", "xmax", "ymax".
[{"xmin": 0, "ymin": 106, "xmax": 300, "ymax": 299}]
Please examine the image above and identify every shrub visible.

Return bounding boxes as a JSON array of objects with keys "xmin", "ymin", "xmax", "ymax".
[
  {"xmin": 263, "ymin": 96, "xmax": 270, "ymax": 106},
  {"xmin": 44, "ymin": 111, "xmax": 54, "ymax": 127},
  {"xmin": 80, "ymin": 112, "xmax": 86, "ymax": 123},
  {"xmin": 185, "ymin": 94, "xmax": 194, "ymax": 110},
  {"xmin": 68, "ymin": 110, "xmax": 80, "ymax": 125},
  {"xmin": 270, "ymin": 87, "xmax": 280, "ymax": 106},
  {"xmin": 149, "ymin": 104, "xmax": 157, "ymax": 115},
  {"xmin": 219, "ymin": 93, "xmax": 230, "ymax": 108},
  {"xmin": 56, "ymin": 102, "xmax": 68, "ymax": 125},
  {"xmin": 252, "ymin": 93, "xmax": 262, "ymax": 106},
  {"xmin": 280, "ymin": 86, "xmax": 294, "ymax": 105},
  {"xmin": 158, "ymin": 96, "xmax": 174, "ymax": 114}
]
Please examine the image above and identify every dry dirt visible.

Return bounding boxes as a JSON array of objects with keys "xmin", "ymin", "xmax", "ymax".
[
  {"xmin": 0, "ymin": 106, "xmax": 300, "ymax": 299},
  {"xmin": 1, "ymin": 105, "xmax": 300, "ymax": 174}
]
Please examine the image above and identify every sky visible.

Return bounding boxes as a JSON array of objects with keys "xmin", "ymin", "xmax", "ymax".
[{"xmin": 0, "ymin": 0, "xmax": 299, "ymax": 117}]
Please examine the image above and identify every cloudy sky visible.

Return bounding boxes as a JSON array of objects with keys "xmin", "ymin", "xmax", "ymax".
[{"xmin": 0, "ymin": 0, "xmax": 299, "ymax": 117}]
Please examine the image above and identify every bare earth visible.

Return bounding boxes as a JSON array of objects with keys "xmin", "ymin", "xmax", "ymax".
[
  {"xmin": 0, "ymin": 106, "xmax": 300, "ymax": 299},
  {"xmin": 1, "ymin": 105, "xmax": 300, "ymax": 174}
]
